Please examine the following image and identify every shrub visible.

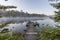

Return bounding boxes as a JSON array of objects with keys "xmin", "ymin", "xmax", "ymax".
[
  {"xmin": 39, "ymin": 26, "xmax": 60, "ymax": 40},
  {"xmin": 0, "ymin": 32, "xmax": 24, "ymax": 40}
]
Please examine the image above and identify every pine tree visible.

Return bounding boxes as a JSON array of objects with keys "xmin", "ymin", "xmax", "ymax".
[
  {"xmin": 0, "ymin": 5, "xmax": 17, "ymax": 11},
  {"xmin": 49, "ymin": 0, "xmax": 60, "ymax": 21}
]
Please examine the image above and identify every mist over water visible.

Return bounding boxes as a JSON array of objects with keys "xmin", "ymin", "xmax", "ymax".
[
  {"xmin": 0, "ymin": 17, "xmax": 46, "ymax": 24},
  {"xmin": 0, "ymin": 17, "xmax": 57, "ymax": 33}
]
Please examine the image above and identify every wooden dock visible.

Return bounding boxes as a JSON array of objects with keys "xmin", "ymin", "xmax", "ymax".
[{"xmin": 24, "ymin": 21, "xmax": 39, "ymax": 40}]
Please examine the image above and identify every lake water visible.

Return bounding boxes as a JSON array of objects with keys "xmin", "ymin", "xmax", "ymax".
[
  {"xmin": 0, "ymin": 17, "xmax": 59, "ymax": 33},
  {"xmin": 0, "ymin": 17, "xmax": 48, "ymax": 24}
]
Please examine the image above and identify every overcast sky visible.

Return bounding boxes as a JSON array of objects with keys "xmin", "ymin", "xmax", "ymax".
[{"xmin": 0, "ymin": 0, "xmax": 57, "ymax": 15}]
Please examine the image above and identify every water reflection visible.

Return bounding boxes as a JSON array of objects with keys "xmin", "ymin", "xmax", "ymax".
[{"xmin": 0, "ymin": 17, "xmax": 59, "ymax": 33}]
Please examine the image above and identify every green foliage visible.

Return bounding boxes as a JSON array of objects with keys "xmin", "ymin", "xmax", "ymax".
[
  {"xmin": 8, "ymin": 32, "xmax": 24, "ymax": 40},
  {"xmin": 50, "ymin": 3, "xmax": 60, "ymax": 9},
  {"xmin": 0, "ymin": 5, "xmax": 17, "ymax": 10},
  {"xmin": 54, "ymin": 11, "xmax": 60, "ymax": 21},
  {"xmin": 39, "ymin": 26, "xmax": 60, "ymax": 40},
  {"xmin": 0, "ymin": 32, "xmax": 24, "ymax": 40},
  {"xmin": 49, "ymin": 0, "xmax": 60, "ymax": 21},
  {"xmin": 0, "ymin": 33, "xmax": 10, "ymax": 40}
]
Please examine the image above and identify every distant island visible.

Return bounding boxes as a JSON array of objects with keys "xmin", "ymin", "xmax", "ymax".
[
  {"xmin": 0, "ymin": 5, "xmax": 47, "ymax": 17},
  {"xmin": 0, "ymin": 10, "xmax": 47, "ymax": 17}
]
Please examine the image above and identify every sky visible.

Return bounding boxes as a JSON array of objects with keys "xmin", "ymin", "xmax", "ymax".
[{"xmin": 0, "ymin": 0, "xmax": 57, "ymax": 15}]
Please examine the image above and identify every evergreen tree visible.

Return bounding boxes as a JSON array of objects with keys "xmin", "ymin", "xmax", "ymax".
[
  {"xmin": 0, "ymin": 5, "xmax": 17, "ymax": 11},
  {"xmin": 49, "ymin": 0, "xmax": 60, "ymax": 21}
]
